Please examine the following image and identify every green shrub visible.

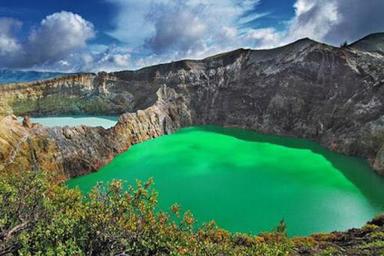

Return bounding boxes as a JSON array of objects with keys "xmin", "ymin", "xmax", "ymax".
[
  {"xmin": 340, "ymin": 41, "xmax": 349, "ymax": 48},
  {"xmin": 0, "ymin": 170, "xmax": 293, "ymax": 255}
]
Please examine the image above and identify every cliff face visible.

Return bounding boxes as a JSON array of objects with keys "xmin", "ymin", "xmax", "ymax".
[
  {"xmin": 0, "ymin": 115, "xmax": 63, "ymax": 177},
  {"xmin": 1, "ymin": 34, "xmax": 384, "ymax": 178},
  {"xmin": 0, "ymin": 85, "xmax": 191, "ymax": 178},
  {"xmin": 0, "ymin": 72, "xmax": 147, "ymax": 116},
  {"xmin": 46, "ymin": 86, "xmax": 191, "ymax": 178}
]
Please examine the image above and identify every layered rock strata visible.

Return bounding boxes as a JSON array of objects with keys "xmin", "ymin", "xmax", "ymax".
[{"xmin": 1, "ymin": 34, "xmax": 384, "ymax": 178}]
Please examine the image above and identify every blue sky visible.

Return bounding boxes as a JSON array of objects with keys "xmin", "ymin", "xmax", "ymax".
[{"xmin": 0, "ymin": 0, "xmax": 383, "ymax": 72}]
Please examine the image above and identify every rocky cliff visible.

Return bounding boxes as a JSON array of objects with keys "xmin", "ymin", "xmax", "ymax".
[{"xmin": 1, "ymin": 33, "xmax": 384, "ymax": 178}]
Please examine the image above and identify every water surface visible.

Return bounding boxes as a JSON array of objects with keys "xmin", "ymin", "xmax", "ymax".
[
  {"xmin": 18, "ymin": 116, "xmax": 118, "ymax": 129},
  {"xmin": 67, "ymin": 126, "xmax": 384, "ymax": 236}
]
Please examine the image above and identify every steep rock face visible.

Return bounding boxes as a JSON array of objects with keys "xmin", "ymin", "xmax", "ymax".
[
  {"xmin": 0, "ymin": 73, "xmax": 142, "ymax": 116},
  {"xmin": 1, "ymin": 35, "xmax": 384, "ymax": 177},
  {"xmin": 350, "ymin": 33, "xmax": 384, "ymax": 54},
  {"xmin": 48, "ymin": 85, "xmax": 191, "ymax": 178},
  {"xmin": 110, "ymin": 39, "xmax": 384, "ymax": 174},
  {"xmin": 0, "ymin": 116, "xmax": 64, "ymax": 177},
  {"xmin": 0, "ymin": 86, "xmax": 191, "ymax": 178}
]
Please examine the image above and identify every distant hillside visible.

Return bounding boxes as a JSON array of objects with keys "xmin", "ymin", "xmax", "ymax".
[
  {"xmin": 1, "ymin": 32, "xmax": 384, "ymax": 177},
  {"xmin": 0, "ymin": 69, "xmax": 67, "ymax": 84},
  {"xmin": 349, "ymin": 32, "xmax": 384, "ymax": 54}
]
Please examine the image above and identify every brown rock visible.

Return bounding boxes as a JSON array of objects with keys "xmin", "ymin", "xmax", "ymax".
[
  {"xmin": 1, "ymin": 33, "xmax": 384, "ymax": 178},
  {"xmin": 22, "ymin": 116, "xmax": 33, "ymax": 128}
]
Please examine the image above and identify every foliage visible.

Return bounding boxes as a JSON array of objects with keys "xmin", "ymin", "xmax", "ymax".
[
  {"xmin": 0, "ymin": 170, "xmax": 293, "ymax": 255},
  {"xmin": 340, "ymin": 41, "xmax": 349, "ymax": 48}
]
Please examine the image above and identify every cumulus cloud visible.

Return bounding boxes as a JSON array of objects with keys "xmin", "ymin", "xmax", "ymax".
[
  {"xmin": 1, "ymin": 0, "xmax": 384, "ymax": 72},
  {"xmin": 106, "ymin": 0, "xmax": 155, "ymax": 48},
  {"xmin": 0, "ymin": 11, "xmax": 95, "ymax": 69},
  {"xmin": 146, "ymin": 4, "xmax": 207, "ymax": 54},
  {"xmin": 104, "ymin": 0, "xmax": 384, "ymax": 69},
  {"xmin": 0, "ymin": 18, "xmax": 22, "ymax": 56},
  {"xmin": 286, "ymin": 0, "xmax": 384, "ymax": 45},
  {"xmin": 324, "ymin": 0, "xmax": 384, "ymax": 44},
  {"xmin": 88, "ymin": 48, "xmax": 131, "ymax": 71},
  {"xmin": 33, "ymin": 46, "xmax": 132, "ymax": 72},
  {"xmin": 286, "ymin": 0, "xmax": 339, "ymax": 43},
  {"xmin": 26, "ymin": 11, "xmax": 95, "ymax": 65},
  {"xmin": 243, "ymin": 28, "xmax": 282, "ymax": 48},
  {"xmin": 107, "ymin": 0, "xmax": 262, "ymax": 58}
]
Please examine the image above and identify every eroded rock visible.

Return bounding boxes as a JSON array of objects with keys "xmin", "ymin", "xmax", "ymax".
[{"xmin": 0, "ymin": 34, "xmax": 384, "ymax": 178}]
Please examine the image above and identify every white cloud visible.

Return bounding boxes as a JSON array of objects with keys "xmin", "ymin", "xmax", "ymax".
[
  {"xmin": 107, "ymin": 0, "xmax": 262, "ymax": 58},
  {"xmin": 243, "ymin": 28, "xmax": 282, "ymax": 48},
  {"xmin": 0, "ymin": 11, "xmax": 95, "ymax": 69},
  {"xmin": 111, "ymin": 54, "xmax": 130, "ymax": 66},
  {"xmin": 124, "ymin": 0, "xmax": 384, "ymax": 68},
  {"xmin": 0, "ymin": 18, "xmax": 22, "ymax": 56},
  {"xmin": 1, "ymin": 0, "xmax": 384, "ymax": 72},
  {"xmin": 285, "ymin": 0, "xmax": 340, "ymax": 43},
  {"xmin": 105, "ymin": 0, "xmax": 158, "ymax": 48},
  {"xmin": 285, "ymin": 0, "xmax": 384, "ymax": 45},
  {"xmin": 92, "ymin": 50, "xmax": 131, "ymax": 71},
  {"xmin": 294, "ymin": 0, "xmax": 315, "ymax": 15},
  {"xmin": 26, "ymin": 11, "xmax": 95, "ymax": 65},
  {"xmin": 33, "ymin": 45, "xmax": 133, "ymax": 72},
  {"xmin": 222, "ymin": 26, "xmax": 238, "ymax": 39},
  {"xmin": 146, "ymin": 5, "xmax": 207, "ymax": 54},
  {"xmin": 238, "ymin": 11, "xmax": 270, "ymax": 25}
]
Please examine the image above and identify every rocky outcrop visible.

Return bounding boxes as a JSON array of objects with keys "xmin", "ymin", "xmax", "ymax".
[
  {"xmin": 350, "ymin": 32, "xmax": 384, "ymax": 54},
  {"xmin": 1, "ymin": 34, "xmax": 384, "ymax": 177},
  {"xmin": 294, "ymin": 215, "xmax": 384, "ymax": 255},
  {"xmin": 46, "ymin": 85, "xmax": 191, "ymax": 178},
  {"xmin": 0, "ymin": 115, "xmax": 64, "ymax": 177},
  {"xmin": 0, "ymin": 73, "xmax": 141, "ymax": 116},
  {"xmin": 0, "ymin": 85, "xmax": 191, "ymax": 178}
]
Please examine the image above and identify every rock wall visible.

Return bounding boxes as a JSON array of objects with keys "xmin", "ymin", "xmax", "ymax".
[
  {"xmin": 1, "ymin": 34, "xmax": 384, "ymax": 177},
  {"xmin": 0, "ymin": 115, "xmax": 64, "ymax": 178},
  {"xmin": 0, "ymin": 85, "xmax": 191, "ymax": 178},
  {"xmin": 0, "ymin": 72, "xmax": 149, "ymax": 116}
]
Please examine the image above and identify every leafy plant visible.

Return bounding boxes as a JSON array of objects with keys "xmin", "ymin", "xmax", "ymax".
[
  {"xmin": 0, "ymin": 170, "xmax": 293, "ymax": 255},
  {"xmin": 340, "ymin": 41, "xmax": 349, "ymax": 48}
]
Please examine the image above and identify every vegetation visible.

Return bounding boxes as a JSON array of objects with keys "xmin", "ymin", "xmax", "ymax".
[
  {"xmin": 340, "ymin": 41, "xmax": 349, "ymax": 48},
  {"xmin": 2, "ymin": 169, "xmax": 384, "ymax": 255},
  {"xmin": 0, "ymin": 170, "xmax": 293, "ymax": 255},
  {"xmin": 10, "ymin": 96, "xmax": 113, "ymax": 116}
]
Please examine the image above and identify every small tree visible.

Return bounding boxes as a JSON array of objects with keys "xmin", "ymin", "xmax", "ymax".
[
  {"xmin": 340, "ymin": 41, "xmax": 349, "ymax": 48},
  {"xmin": 276, "ymin": 219, "xmax": 287, "ymax": 234}
]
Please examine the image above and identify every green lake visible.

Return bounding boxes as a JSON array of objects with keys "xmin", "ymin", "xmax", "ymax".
[{"xmin": 67, "ymin": 126, "xmax": 384, "ymax": 236}]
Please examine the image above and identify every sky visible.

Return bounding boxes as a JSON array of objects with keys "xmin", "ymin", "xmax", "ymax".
[{"xmin": 0, "ymin": 0, "xmax": 383, "ymax": 72}]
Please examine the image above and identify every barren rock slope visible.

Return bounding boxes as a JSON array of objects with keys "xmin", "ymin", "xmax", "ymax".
[{"xmin": 0, "ymin": 34, "xmax": 384, "ymax": 177}]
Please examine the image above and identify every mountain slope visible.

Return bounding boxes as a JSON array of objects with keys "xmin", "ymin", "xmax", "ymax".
[
  {"xmin": 0, "ymin": 34, "xmax": 384, "ymax": 178},
  {"xmin": 350, "ymin": 32, "xmax": 384, "ymax": 54}
]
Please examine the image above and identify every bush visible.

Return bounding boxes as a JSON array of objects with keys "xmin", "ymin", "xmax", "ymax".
[
  {"xmin": 0, "ymin": 170, "xmax": 293, "ymax": 255},
  {"xmin": 340, "ymin": 41, "xmax": 349, "ymax": 48}
]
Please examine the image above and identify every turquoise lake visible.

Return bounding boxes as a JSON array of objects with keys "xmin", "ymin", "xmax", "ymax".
[
  {"xmin": 18, "ymin": 116, "xmax": 119, "ymax": 129},
  {"xmin": 67, "ymin": 126, "xmax": 384, "ymax": 236}
]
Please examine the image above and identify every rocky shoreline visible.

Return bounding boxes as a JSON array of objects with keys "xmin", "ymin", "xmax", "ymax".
[
  {"xmin": 0, "ymin": 33, "xmax": 384, "ymax": 255},
  {"xmin": 1, "ymin": 34, "xmax": 384, "ymax": 179}
]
